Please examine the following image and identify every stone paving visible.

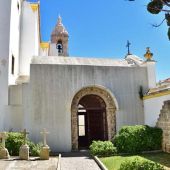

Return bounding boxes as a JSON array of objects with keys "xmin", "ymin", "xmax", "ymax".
[
  {"xmin": 61, "ymin": 152, "xmax": 101, "ymax": 170},
  {"xmin": 0, "ymin": 157, "xmax": 58, "ymax": 170}
]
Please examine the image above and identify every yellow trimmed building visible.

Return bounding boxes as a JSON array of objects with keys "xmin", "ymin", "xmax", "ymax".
[{"xmin": 144, "ymin": 78, "xmax": 170, "ymax": 126}]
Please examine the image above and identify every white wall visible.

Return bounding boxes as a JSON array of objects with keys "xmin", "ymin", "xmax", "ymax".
[
  {"xmin": 144, "ymin": 94, "xmax": 170, "ymax": 126},
  {"xmin": 0, "ymin": 0, "xmax": 12, "ymax": 130},
  {"xmin": 21, "ymin": 60, "xmax": 148, "ymax": 152},
  {"xmin": 3, "ymin": 105, "xmax": 23, "ymax": 132},
  {"xmin": 3, "ymin": 84, "xmax": 23, "ymax": 131},
  {"xmin": 19, "ymin": 1, "xmax": 40, "ymax": 76},
  {"xmin": 39, "ymin": 48, "xmax": 49, "ymax": 56},
  {"xmin": 49, "ymin": 44, "xmax": 58, "ymax": 56},
  {"xmin": 146, "ymin": 61, "xmax": 156, "ymax": 89},
  {"xmin": 9, "ymin": 0, "xmax": 22, "ymax": 85}
]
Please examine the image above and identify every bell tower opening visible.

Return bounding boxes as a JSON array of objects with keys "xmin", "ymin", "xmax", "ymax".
[
  {"xmin": 56, "ymin": 40, "xmax": 63, "ymax": 55},
  {"xmin": 50, "ymin": 16, "xmax": 69, "ymax": 56}
]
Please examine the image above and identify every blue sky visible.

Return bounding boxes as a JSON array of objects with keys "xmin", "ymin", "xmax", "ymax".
[{"xmin": 32, "ymin": 0, "xmax": 169, "ymax": 81}]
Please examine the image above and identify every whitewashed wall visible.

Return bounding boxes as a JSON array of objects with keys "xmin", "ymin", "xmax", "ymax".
[
  {"xmin": 0, "ymin": 0, "xmax": 12, "ymax": 130},
  {"xmin": 49, "ymin": 44, "xmax": 58, "ymax": 56},
  {"xmin": 145, "ymin": 61, "xmax": 157, "ymax": 89},
  {"xmin": 19, "ymin": 1, "xmax": 39, "ymax": 76},
  {"xmin": 20, "ymin": 62, "xmax": 148, "ymax": 152},
  {"xmin": 144, "ymin": 94, "xmax": 170, "ymax": 126},
  {"xmin": 8, "ymin": 0, "xmax": 22, "ymax": 85},
  {"xmin": 3, "ymin": 85, "xmax": 23, "ymax": 131},
  {"xmin": 39, "ymin": 47, "xmax": 49, "ymax": 56}
]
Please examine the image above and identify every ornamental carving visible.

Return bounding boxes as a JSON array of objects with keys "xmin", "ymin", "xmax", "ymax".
[{"xmin": 71, "ymin": 85, "xmax": 118, "ymax": 150}]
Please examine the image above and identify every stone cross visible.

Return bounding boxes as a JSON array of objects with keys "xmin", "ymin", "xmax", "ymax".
[
  {"xmin": 0, "ymin": 132, "xmax": 8, "ymax": 148},
  {"xmin": 40, "ymin": 129, "xmax": 49, "ymax": 147},
  {"xmin": 21, "ymin": 129, "xmax": 29, "ymax": 145}
]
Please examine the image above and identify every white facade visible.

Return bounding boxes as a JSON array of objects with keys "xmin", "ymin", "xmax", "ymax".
[
  {"xmin": 145, "ymin": 61, "xmax": 157, "ymax": 89},
  {"xmin": 0, "ymin": 0, "xmax": 166, "ymax": 152},
  {"xmin": 19, "ymin": 1, "xmax": 40, "ymax": 76},
  {"xmin": 0, "ymin": 0, "xmax": 12, "ymax": 130},
  {"xmin": 144, "ymin": 86, "xmax": 170, "ymax": 126}
]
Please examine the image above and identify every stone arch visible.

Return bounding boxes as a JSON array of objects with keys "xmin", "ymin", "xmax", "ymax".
[
  {"xmin": 156, "ymin": 100, "xmax": 170, "ymax": 153},
  {"xmin": 71, "ymin": 85, "xmax": 118, "ymax": 150}
]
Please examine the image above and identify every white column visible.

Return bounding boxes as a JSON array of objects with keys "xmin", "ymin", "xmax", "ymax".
[{"xmin": 146, "ymin": 61, "xmax": 156, "ymax": 89}]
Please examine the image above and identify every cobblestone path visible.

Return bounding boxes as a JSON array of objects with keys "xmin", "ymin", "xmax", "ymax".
[{"xmin": 61, "ymin": 152, "xmax": 101, "ymax": 170}]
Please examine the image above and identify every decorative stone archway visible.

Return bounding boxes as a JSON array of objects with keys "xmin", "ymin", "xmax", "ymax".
[
  {"xmin": 156, "ymin": 100, "xmax": 170, "ymax": 153},
  {"xmin": 71, "ymin": 85, "xmax": 118, "ymax": 150}
]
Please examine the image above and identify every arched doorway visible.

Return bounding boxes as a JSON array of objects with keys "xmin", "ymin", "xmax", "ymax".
[
  {"xmin": 78, "ymin": 94, "xmax": 107, "ymax": 148},
  {"xmin": 71, "ymin": 86, "xmax": 118, "ymax": 150}
]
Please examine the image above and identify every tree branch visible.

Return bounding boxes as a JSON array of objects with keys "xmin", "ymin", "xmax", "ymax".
[{"xmin": 152, "ymin": 18, "xmax": 166, "ymax": 27}]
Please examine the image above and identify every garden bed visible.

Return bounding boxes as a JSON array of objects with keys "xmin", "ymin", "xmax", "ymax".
[{"xmin": 100, "ymin": 152, "xmax": 170, "ymax": 170}]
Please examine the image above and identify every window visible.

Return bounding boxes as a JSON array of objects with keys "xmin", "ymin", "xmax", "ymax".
[
  {"xmin": 11, "ymin": 55, "xmax": 15, "ymax": 75},
  {"xmin": 78, "ymin": 115, "xmax": 85, "ymax": 136},
  {"xmin": 17, "ymin": 2, "xmax": 20, "ymax": 11}
]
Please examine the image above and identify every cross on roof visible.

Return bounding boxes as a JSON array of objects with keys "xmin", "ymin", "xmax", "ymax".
[
  {"xmin": 0, "ymin": 132, "xmax": 8, "ymax": 148},
  {"xmin": 126, "ymin": 40, "xmax": 131, "ymax": 55},
  {"xmin": 21, "ymin": 129, "xmax": 29, "ymax": 145},
  {"xmin": 40, "ymin": 128, "xmax": 49, "ymax": 147}
]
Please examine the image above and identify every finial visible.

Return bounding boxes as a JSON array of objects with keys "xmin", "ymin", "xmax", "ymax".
[
  {"xmin": 144, "ymin": 47, "xmax": 153, "ymax": 61},
  {"xmin": 57, "ymin": 15, "xmax": 62, "ymax": 26},
  {"xmin": 126, "ymin": 40, "xmax": 131, "ymax": 55}
]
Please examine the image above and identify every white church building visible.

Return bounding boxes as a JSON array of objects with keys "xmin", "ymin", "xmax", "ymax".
[{"xmin": 0, "ymin": 0, "xmax": 170, "ymax": 152}]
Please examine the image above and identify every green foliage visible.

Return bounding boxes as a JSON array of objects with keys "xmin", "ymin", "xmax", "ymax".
[
  {"xmin": 114, "ymin": 125, "xmax": 162, "ymax": 154},
  {"xmin": 89, "ymin": 140, "xmax": 117, "ymax": 157},
  {"xmin": 165, "ymin": 13, "xmax": 170, "ymax": 26},
  {"xmin": 129, "ymin": 0, "xmax": 170, "ymax": 40},
  {"xmin": 5, "ymin": 132, "xmax": 42, "ymax": 156},
  {"xmin": 168, "ymin": 27, "xmax": 170, "ymax": 40},
  {"xmin": 6, "ymin": 132, "xmax": 24, "ymax": 156},
  {"xmin": 27, "ymin": 141, "xmax": 43, "ymax": 156},
  {"xmin": 147, "ymin": 0, "xmax": 163, "ymax": 14},
  {"xmin": 119, "ymin": 157, "xmax": 165, "ymax": 170}
]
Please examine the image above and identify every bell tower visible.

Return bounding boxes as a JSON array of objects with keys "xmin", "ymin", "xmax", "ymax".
[{"xmin": 49, "ymin": 16, "xmax": 69, "ymax": 56}]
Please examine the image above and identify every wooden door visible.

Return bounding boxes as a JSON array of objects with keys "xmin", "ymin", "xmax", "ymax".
[{"xmin": 87, "ymin": 109, "xmax": 105, "ymax": 145}]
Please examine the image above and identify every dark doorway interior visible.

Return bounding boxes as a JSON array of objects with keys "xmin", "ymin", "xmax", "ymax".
[{"xmin": 78, "ymin": 94, "xmax": 108, "ymax": 149}]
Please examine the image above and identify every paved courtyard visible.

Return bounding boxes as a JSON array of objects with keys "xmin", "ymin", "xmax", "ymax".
[
  {"xmin": 61, "ymin": 152, "xmax": 101, "ymax": 170},
  {"xmin": 0, "ymin": 157, "xmax": 58, "ymax": 170},
  {"xmin": 0, "ymin": 152, "xmax": 101, "ymax": 170}
]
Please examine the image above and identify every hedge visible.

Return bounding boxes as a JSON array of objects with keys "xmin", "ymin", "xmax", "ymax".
[
  {"xmin": 114, "ymin": 125, "xmax": 163, "ymax": 154},
  {"xmin": 119, "ymin": 157, "xmax": 164, "ymax": 170},
  {"xmin": 89, "ymin": 141, "xmax": 117, "ymax": 157}
]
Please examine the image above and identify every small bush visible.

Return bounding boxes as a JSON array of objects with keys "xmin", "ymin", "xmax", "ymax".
[
  {"xmin": 6, "ymin": 132, "xmax": 42, "ymax": 156},
  {"xmin": 89, "ymin": 141, "xmax": 117, "ymax": 157},
  {"xmin": 119, "ymin": 157, "xmax": 164, "ymax": 170},
  {"xmin": 114, "ymin": 125, "xmax": 162, "ymax": 154},
  {"xmin": 6, "ymin": 132, "xmax": 24, "ymax": 156},
  {"xmin": 28, "ymin": 141, "xmax": 43, "ymax": 156}
]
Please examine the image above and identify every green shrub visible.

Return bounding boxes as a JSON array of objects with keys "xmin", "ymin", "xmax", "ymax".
[
  {"xmin": 89, "ymin": 140, "xmax": 117, "ymax": 157},
  {"xmin": 29, "ymin": 142, "xmax": 43, "ymax": 156},
  {"xmin": 114, "ymin": 125, "xmax": 162, "ymax": 154},
  {"xmin": 6, "ymin": 132, "xmax": 24, "ymax": 156},
  {"xmin": 119, "ymin": 157, "xmax": 164, "ymax": 170},
  {"xmin": 6, "ymin": 132, "xmax": 42, "ymax": 156}
]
